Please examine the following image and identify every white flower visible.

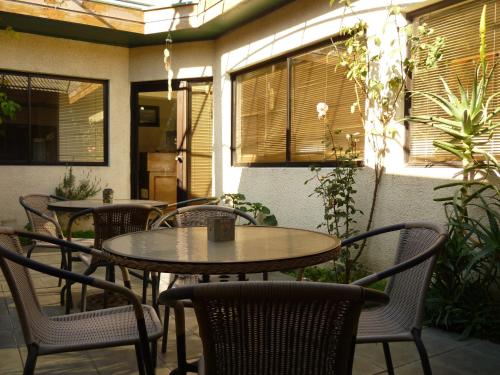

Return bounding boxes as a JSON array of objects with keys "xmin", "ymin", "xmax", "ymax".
[{"xmin": 316, "ymin": 102, "xmax": 329, "ymax": 120}]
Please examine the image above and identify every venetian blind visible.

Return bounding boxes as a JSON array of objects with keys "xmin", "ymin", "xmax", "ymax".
[
  {"xmin": 234, "ymin": 61, "xmax": 287, "ymax": 164},
  {"xmin": 291, "ymin": 45, "xmax": 364, "ymax": 162},
  {"xmin": 189, "ymin": 84, "xmax": 213, "ymax": 198},
  {"xmin": 410, "ymin": 0, "xmax": 500, "ymax": 164}
]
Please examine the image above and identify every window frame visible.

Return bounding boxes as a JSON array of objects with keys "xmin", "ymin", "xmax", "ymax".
[
  {"xmin": 230, "ymin": 37, "xmax": 365, "ymax": 168},
  {"xmin": 0, "ymin": 69, "xmax": 109, "ymax": 166}
]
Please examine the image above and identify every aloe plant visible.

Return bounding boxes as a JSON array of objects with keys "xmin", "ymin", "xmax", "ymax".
[
  {"xmin": 409, "ymin": 5, "xmax": 499, "ymax": 207},
  {"xmin": 412, "ymin": 5, "xmax": 500, "ymax": 340}
]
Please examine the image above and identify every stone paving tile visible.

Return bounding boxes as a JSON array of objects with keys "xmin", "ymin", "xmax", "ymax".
[
  {"xmin": 19, "ymin": 348, "xmax": 99, "ymax": 375},
  {"xmin": 0, "ymin": 347, "xmax": 24, "ymax": 373},
  {"xmin": 395, "ymin": 340, "xmax": 500, "ymax": 375}
]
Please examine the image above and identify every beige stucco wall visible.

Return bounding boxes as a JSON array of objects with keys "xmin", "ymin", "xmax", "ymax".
[
  {"xmin": 212, "ymin": 0, "xmax": 458, "ymax": 270},
  {"xmin": 0, "ymin": 32, "xmax": 130, "ymax": 229},
  {"xmin": 129, "ymin": 40, "xmax": 214, "ymax": 82}
]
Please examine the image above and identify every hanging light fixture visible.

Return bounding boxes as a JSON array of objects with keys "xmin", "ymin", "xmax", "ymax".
[{"xmin": 164, "ymin": 33, "xmax": 173, "ymax": 100}]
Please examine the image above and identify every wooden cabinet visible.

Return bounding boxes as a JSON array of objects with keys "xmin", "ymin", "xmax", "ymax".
[{"xmin": 147, "ymin": 153, "xmax": 177, "ymax": 204}]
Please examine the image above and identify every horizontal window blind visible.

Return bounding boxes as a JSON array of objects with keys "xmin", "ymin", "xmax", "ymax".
[
  {"xmin": 410, "ymin": 0, "xmax": 500, "ymax": 164},
  {"xmin": 234, "ymin": 62, "xmax": 287, "ymax": 164},
  {"xmin": 189, "ymin": 84, "xmax": 213, "ymax": 199},
  {"xmin": 291, "ymin": 45, "xmax": 364, "ymax": 162}
]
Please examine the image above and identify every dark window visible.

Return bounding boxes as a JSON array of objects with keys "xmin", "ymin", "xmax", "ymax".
[
  {"xmin": 232, "ymin": 42, "xmax": 364, "ymax": 166},
  {"xmin": 0, "ymin": 71, "xmax": 107, "ymax": 165}
]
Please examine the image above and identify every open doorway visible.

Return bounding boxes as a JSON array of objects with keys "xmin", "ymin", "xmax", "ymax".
[{"xmin": 130, "ymin": 80, "xmax": 213, "ymax": 204}]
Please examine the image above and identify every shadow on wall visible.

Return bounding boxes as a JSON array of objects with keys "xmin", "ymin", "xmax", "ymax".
[{"xmin": 233, "ymin": 165, "xmax": 452, "ymax": 271}]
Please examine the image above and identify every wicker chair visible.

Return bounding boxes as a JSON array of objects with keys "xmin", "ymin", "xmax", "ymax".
[
  {"xmin": 0, "ymin": 227, "xmax": 162, "ymax": 375},
  {"xmin": 153, "ymin": 205, "xmax": 258, "ymax": 355},
  {"xmin": 344, "ymin": 222, "xmax": 447, "ymax": 375},
  {"xmin": 160, "ymin": 281, "xmax": 389, "ymax": 375},
  {"xmin": 19, "ymin": 195, "xmax": 66, "ymax": 255},
  {"xmin": 19, "ymin": 194, "xmax": 87, "ymax": 289},
  {"xmin": 153, "ymin": 204, "xmax": 256, "ymax": 229},
  {"xmin": 164, "ymin": 197, "xmax": 219, "ymax": 210},
  {"xmin": 65, "ymin": 204, "xmax": 162, "ymax": 313}
]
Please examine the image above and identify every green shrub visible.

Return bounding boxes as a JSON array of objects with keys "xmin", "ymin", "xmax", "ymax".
[{"xmin": 55, "ymin": 167, "xmax": 101, "ymax": 200}]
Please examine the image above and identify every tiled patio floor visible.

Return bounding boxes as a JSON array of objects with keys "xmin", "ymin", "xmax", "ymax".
[{"xmin": 1, "ymin": 247, "xmax": 499, "ymax": 374}]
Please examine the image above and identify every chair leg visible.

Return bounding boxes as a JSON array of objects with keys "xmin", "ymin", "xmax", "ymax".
[
  {"xmin": 26, "ymin": 244, "xmax": 36, "ymax": 258},
  {"xmin": 161, "ymin": 304, "xmax": 170, "ymax": 354},
  {"xmin": 382, "ymin": 342, "xmax": 395, "ymax": 375},
  {"xmin": 152, "ymin": 339, "xmax": 158, "ymax": 368},
  {"xmin": 143, "ymin": 271, "xmax": 150, "ymax": 304},
  {"xmin": 58, "ymin": 249, "xmax": 68, "ymax": 287},
  {"xmin": 65, "ymin": 251, "xmax": 73, "ymax": 314},
  {"xmin": 80, "ymin": 263, "xmax": 99, "ymax": 312},
  {"xmin": 23, "ymin": 345, "xmax": 38, "ymax": 375},
  {"xmin": 413, "ymin": 329, "xmax": 432, "ymax": 375},
  {"xmin": 135, "ymin": 343, "xmax": 146, "ymax": 375},
  {"xmin": 151, "ymin": 272, "xmax": 160, "ymax": 315},
  {"xmin": 173, "ymin": 301, "xmax": 188, "ymax": 375}
]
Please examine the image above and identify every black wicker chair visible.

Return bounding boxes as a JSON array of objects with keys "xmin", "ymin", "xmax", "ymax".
[
  {"xmin": 65, "ymin": 204, "xmax": 162, "ymax": 313},
  {"xmin": 0, "ymin": 227, "xmax": 162, "ymax": 375},
  {"xmin": 344, "ymin": 222, "xmax": 447, "ymax": 375},
  {"xmin": 160, "ymin": 281, "xmax": 389, "ymax": 375}
]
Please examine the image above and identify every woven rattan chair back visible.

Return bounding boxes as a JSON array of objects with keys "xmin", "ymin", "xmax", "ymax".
[
  {"xmin": 0, "ymin": 230, "xmax": 44, "ymax": 347},
  {"xmin": 20, "ymin": 195, "xmax": 62, "ymax": 238},
  {"xmin": 92, "ymin": 204, "xmax": 159, "ymax": 250},
  {"xmin": 163, "ymin": 281, "xmax": 388, "ymax": 375},
  {"xmin": 161, "ymin": 205, "xmax": 257, "ymax": 228},
  {"xmin": 384, "ymin": 226, "xmax": 442, "ymax": 332}
]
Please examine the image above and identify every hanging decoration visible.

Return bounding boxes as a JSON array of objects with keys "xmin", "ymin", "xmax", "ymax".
[{"xmin": 164, "ymin": 34, "xmax": 173, "ymax": 100}]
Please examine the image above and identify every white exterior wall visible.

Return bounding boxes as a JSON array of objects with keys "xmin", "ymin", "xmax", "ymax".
[
  {"xmin": 0, "ymin": 32, "xmax": 130, "ymax": 229},
  {"xmin": 213, "ymin": 0, "xmax": 457, "ymax": 270},
  {"xmin": 129, "ymin": 41, "xmax": 214, "ymax": 82}
]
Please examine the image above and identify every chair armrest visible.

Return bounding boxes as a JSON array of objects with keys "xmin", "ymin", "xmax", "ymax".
[
  {"xmin": 17, "ymin": 230, "xmax": 95, "ymax": 255},
  {"xmin": 341, "ymin": 223, "xmax": 405, "ymax": 247},
  {"xmin": 151, "ymin": 211, "xmax": 177, "ymax": 229},
  {"xmin": 166, "ymin": 197, "xmax": 219, "ymax": 209},
  {"xmin": 158, "ymin": 285, "xmax": 195, "ymax": 305},
  {"xmin": 66, "ymin": 208, "xmax": 94, "ymax": 241}
]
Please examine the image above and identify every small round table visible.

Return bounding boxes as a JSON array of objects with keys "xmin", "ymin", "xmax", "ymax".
[
  {"xmin": 48, "ymin": 199, "xmax": 167, "ymax": 213},
  {"xmin": 102, "ymin": 226, "xmax": 340, "ymax": 275}
]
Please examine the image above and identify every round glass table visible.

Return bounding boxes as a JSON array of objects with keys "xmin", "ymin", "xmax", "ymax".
[
  {"xmin": 102, "ymin": 226, "xmax": 340, "ymax": 275},
  {"xmin": 48, "ymin": 199, "xmax": 167, "ymax": 213}
]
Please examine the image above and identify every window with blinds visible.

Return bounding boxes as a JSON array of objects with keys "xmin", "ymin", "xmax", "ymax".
[
  {"xmin": 410, "ymin": 0, "xmax": 500, "ymax": 164},
  {"xmin": 189, "ymin": 83, "xmax": 213, "ymax": 198},
  {"xmin": 291, "ymin": 45, "xmax": 364, "ymax": 162},
  {"xmin": 0, "ymin": 71, "xmax": 107, "ymax": 165},
  {"xmin": 234, "ymin": 62, "xmax": 287, "ymax": 164},
  {"xmin": 233, "ymin": 42, "xmax": 363, "ymax": 165}
]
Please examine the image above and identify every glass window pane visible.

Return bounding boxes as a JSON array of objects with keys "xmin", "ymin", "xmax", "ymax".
[
  {"xmin": 0, "ymin": 72, "xmax": 106, "ymax": 165},
  {"xmin": 290, "ymin": 45, "xmax": 364, "ymax": 162},
  {"xmin": 0, "ymin": 73, "xmax": 29, "ymax": 162},
  {"xmin": 234, "ymin": 62, "xmax": 287, "ymax": 164},
  {"xmin": 58, "ymin": 80, "xmax": 105, "ymax": 163}
]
